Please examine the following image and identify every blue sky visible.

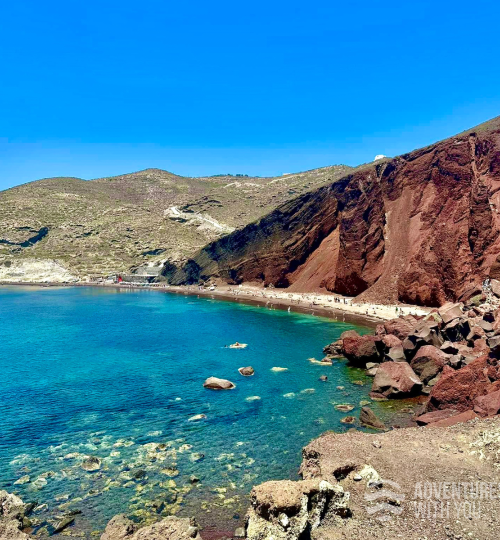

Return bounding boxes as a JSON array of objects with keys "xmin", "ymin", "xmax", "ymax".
[{"xmin": 1, "ymin": 0, "xmax": 499, "ymax": 190}]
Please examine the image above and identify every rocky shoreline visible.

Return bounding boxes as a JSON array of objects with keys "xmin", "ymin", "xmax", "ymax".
[{"xmin": 321, "ymin": 286, "xmax": 500, "ymax": 428}]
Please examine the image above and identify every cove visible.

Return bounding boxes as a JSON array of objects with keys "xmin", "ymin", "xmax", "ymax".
[{"xmin": 0, "ymin": 286, "xmax": 374, "ymax": 537}]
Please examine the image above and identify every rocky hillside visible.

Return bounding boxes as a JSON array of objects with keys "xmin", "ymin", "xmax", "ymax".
[
  {"xmin": 0, "ymin": 166, "xmax": 350, "ymax": 281},
  {"xmin": 166, "ymin": 116, "xmax": 500, "ymax": 307}
]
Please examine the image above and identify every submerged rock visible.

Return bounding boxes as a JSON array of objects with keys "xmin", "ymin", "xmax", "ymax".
[
  {"xmin": 271, "ymin": 367, "xmax": 288, "ymax": 372},
  {"xmin": 188, "ymin": 414, "xmax": 207, "ymax": 422},
  {"xmin": 81, "ymin": 456, "xmax": 102, "ymax": 472}
]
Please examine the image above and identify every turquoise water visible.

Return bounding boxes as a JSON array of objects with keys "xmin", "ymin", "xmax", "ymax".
[{"xmin": 0, "ymin": 286, "xmax": 372, "ymax": 537}]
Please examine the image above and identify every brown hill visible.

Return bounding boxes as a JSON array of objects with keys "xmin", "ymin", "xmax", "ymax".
[
  {"xmin": 0, "ymin": 166, "xmax": 350, "ymax": 280},
  {"xmin": 166, "ymin": 116, "xmax": 500, "ymax": 307}
]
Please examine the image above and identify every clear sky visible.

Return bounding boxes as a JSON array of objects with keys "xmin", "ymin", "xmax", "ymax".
[{"xmin": 1, "ymin": 0, "xmax": 499, "ymax": 190}]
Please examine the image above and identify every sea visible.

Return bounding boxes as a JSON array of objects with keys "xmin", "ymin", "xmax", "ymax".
[{"xmin": 0, "ymin": 285, "xmax": 376, "ymax": 537}]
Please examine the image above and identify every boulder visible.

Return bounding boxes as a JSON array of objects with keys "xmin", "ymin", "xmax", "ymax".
[
  {"xmin": 101, "ymin": 515, "xmax": 202, "ymax": 540},
  {"xmin": 477, "ymin": 319, "xmax": 493, "ymax": 333},
  {"xmin": 203, "ymin": 377, "xmax": 236, "ymax": 390},
  {"xmin": 342, "ymin": 334, "xmax": 380, "ymax": 366},
  {"xmin": 359, "ymin": 407, "xmax": 385, "ymax": 430},
  {"xmin": 488, "ymin": 335, "xmax": 500, "ymax": 354},
  {"xmin": 429, "ymin": 410, "xmax": 479, "ymax": 428},
  {"xmin": 467, "ymin": 326, "xmax": 486, "ymax": 343},
  {"xmin": 442, "ymin": 318, "xmax": 470, "ymax": 342},
  {"xmin": 340, "ymin": 330, "xmax": 360, "ymax": 340},
  {"xmin": 384, "ymin": 346, "xmax": 406, "ymax": 362},
  {"xmin": 246, "ymin": 479, "xmax": 348, "ymax": 540},
  {"xmin": 383, "ymin": 318, "xmax": 417, "ymax": 340},
  {"xmin": 371, "ymin": 362, "xmax": 422, "ymax": 398},
  {"xmin": 410, "ymin": 345, "xmax": 448, "ymax": 385},
  {"xmin": 438, "ymin": 303, "xmax": 463, "ymax": 324},
  {"xmin": 322, "ymin": 340, "xmax": 343, "ymax": 357},
  {"xmin": 238, "ymin": 366, "xmax": 255, "ymax": 376},
  {"xmin": 381, "ymin": 334, "xmax": 403, "ymax": 350},
  {"xmin": 414, "ymin": 409, "xmax": 459, "ymax": 426},
  {"xmin": 473, "ymin": 390, "xmax": 500, "ymax": 417},
  {"xmin": 427, "ymin": 355, "xmax": 491, "ymax": 412},
  {"xmin": 440, "ymin": 341, "xmax": 460, "ymax": 355}
]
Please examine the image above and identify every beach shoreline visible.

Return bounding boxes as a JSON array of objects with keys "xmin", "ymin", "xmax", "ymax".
[{"xmin": 0, "ymin": 281, "xmax": 430, "ymax": 328}]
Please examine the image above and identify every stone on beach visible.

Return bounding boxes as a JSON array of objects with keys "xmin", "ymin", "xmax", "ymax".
[{"xmin": 203, "ymin": 377, "xmax": 236, "ymax": 390}]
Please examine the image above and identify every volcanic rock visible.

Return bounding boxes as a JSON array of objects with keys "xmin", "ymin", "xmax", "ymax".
[
  {"xmin": 203, "ymin": 377, "xmax": 235, "ymax": 390},
  {"xmin": 101, "ymin": 514, "xmax": 202, "ymax": 540},
  {"xmin": 427, "ymin": 355, "xmax": 491, "ymax": 411},
  {"xmin": 410, "ymin": 345, "xmax": 448, "ymax": 384},
  {"xmin": 438, "ymin": 303, "xmax": 463, "ymax": 324},
  {"xmin": 371, "ymin": 362, "xmax": 422, "ymax": 398},
  {"xmin": 359, "ymin": 407, "xmax": 385, "ymax": 430},
  {"xmin": 342, "ymin": 334, "xmax": 380, "ymax": 366},
  {"xmin": 474, "ymin": 390, "xmax": 500, "ymax": 417}
]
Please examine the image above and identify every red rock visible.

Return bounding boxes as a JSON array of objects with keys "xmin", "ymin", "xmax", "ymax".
[
  {"xmin": 438, "ymin": 303, "xmax": 463, "ymax": 324},
  {"xmin": 375, "ymin": 324, "xmax": 386, "ymax": 336},
  {"xmin": 171, "ymin": 118, "xmax": 500, "ymax": 306},
  {"xmin": 382, "ymin": 334, "xmax": 403, "ymax": 349},
  {"xmin": 414, "ymin": 409, "xmax": 459, "ymax": 426},
  {"xmin": 473, "ymin": 390, "xmax": 500, "ymax": 417},
  {"xmin": 372, "ymin": 362, "xmax": 422, "ymax": 398},
  {"xmin": 383, "ymin": 318, "xmax": 416, "ymax": 340},
  {"xmin": 340, "ymin": 330, "xmax": 360, "ymax": 340},
  {"xmin": 427, "ymin": 355, "xmax": 490, "ymax": 412},
  {"xmin": 429, "ymin": 410, "xmax": 479, "ymax": 428},
  {"xmin": 473, "ymin": 338, "xmax": 490, "ymax": 355},
  {"xmin": 487, "ymin": 381, "xmax": 500, "ymax": 394},
  {"xmin": 342, "ymin": 334, "xmax": 380, "ymax": 366},
  {"xmin": 410, "ymin": 345, "xmax": 447, "ymax": 384}
]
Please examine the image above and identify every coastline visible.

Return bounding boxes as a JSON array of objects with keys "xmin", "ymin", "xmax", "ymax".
[{"xmin": 0, "ymin": 281, "xmax": 431, "ymax": 328}]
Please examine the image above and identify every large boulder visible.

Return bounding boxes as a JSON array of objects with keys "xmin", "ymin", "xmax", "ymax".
[
  {"xmin": 410, "ymin": 345, "xmax": 448, "ymax": 385},
  {"xmin": 427, "ymin": 355, "xmax": 491, "ymax": 412},
  {"xmin": 438, "ymin": 303, "xmax": 463, "ymax": 324},
  {"xmin": 203, "ymin": 377, "xmax": 236, "ymax": 390},
  {"xmin": 442, "ymin": 318, "xmax": 470, "ymax": 342},
  {"xmin": 322, "ymin": 340, "xmax": 343, "ymax": 357},
  {"xmin": 101, "ymin": 515, "xmax": 202, "ymax": 540},
  {"xmin": 371, "ymin": 362, "xmax": 422, "ymax": 398},
  {"xmin": 473, "ymin": 390, "xmax": 500, "ymax": 417},
  {"xmin": 359, "ymin": 406, "xmax": 385, "ymax": 430},
  {"xmin": 246, "ymin": 479, "xmax": 348, "ymax": 540},
  {"xmin": 342, "ymin": 334, "xmax": 380, "ymax": 366},
  {"xmin": 383, "ymin": 318, "xmax": 417, "ymax": 340},
  {"xmin": 0, "ymin": 491, "xmax": 30, "ymax": 540},
  {"xmin": 414, "ymin": 409, "xmax": 459, "ymax": 426}
]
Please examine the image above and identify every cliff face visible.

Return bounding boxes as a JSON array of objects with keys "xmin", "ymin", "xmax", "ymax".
[{"xmin": 164, "ymin": 117, "xmax": 500, "ymax": 307}]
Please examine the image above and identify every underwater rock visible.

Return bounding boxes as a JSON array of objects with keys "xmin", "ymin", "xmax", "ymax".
[
  {"xmin": 246, "ymin": 396, "xmax": 261, "ymax": 402},
  {"xmin": 188, "ymin": 414, "xmax": 207, "ymax": 422},
  {"xmin": 81, "ymin": 456, "xmax": 102, "ymax": 472},
  {"xmin": 271, "ymin": 367, "xmax": 288, "ymax": 372},
  {"xmin": 13, "ymin": 476, "xmax": 30, "ymax": 486},
  {"xmin": 334, "ymin": 404, "xmax": 355, "ymax": 412}
]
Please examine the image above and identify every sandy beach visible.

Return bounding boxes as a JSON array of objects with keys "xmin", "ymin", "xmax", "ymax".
[{"xmin": 0, "ymin": 281, "xmax": 431, "ymax": 327}]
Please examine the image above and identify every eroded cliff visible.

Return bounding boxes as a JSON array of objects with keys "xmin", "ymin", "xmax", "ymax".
[{"xmin": 165, "ymin": 116, "xmax": 500, "ymax": 307}]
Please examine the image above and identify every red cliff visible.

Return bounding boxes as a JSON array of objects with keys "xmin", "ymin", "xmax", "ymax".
[{"xmin": 165, "ymin": 116, "xmax": 500, "ymax": 307}]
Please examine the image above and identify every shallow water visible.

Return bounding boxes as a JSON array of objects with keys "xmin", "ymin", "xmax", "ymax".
[{"xmin": 0, "ymin": 286, "xmax": 374, "ymax": 536}]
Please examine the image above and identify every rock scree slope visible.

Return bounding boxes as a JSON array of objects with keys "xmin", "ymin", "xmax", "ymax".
[{"xmin": 166, "ymin": 116, "xmax": 500, "ymax": 307}]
